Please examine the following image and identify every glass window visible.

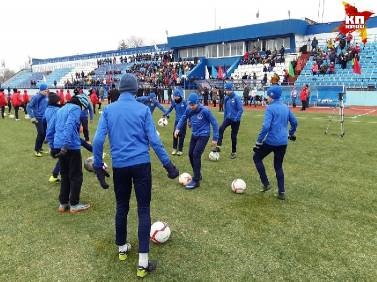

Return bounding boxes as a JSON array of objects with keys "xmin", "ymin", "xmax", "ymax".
[{"xmin": 197, "ymin": 47, "xmax": 205, "ymax": 57}]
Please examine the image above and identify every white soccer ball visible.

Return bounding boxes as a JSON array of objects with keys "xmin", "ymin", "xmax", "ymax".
[
  {"xmin": 158, "ymin": 117, "xmax": 168, "ymax": 127},
  {"xmin": 209, "ymin": 151, "xmax": 220, "ymax": 161},
  {"xmin": 150, "ymin": 221, "xmax": 171, "ymax": 244},
  {"xmin": 9, "ymin": 114, "xmax": 15, "ymax": 119},
  {"xmin": 84, "ymin": 156, "xmax": 108, "ymax": 172},
  {"xmin": 178, "ymin": 172, "xmax": 192, "ymax": 186},
  {"xmin": 231, "ymin": 179, "xmax": 247, "ymax": 194}
]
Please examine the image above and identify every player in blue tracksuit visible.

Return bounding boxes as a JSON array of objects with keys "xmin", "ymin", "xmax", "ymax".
[
  {"xmin": 27, "ymin": 83, "xmax": 49, "ymax": 157},
  {"xmin": 164, "ymin": 88, "xmax": 188, "ymax": 156},
  {"xmin": 253, "ymin": 85, "xmax": 298, "ymax": 200},
  {"xmin": 215, "ymin": 82, "xmax": 243, "ymax": 159},
  {"xmin": 74, "ymin": 89, "xmax": 94, "ymax": 142},
  {"xmin": 175, "ymin": 92, "xmax": 219, "ymax": 189},
  {"xmin": 43, "ymin": 92, "xmax": 62, "ymax": 183},
  {"xmin": 46, "ymin": 94, "xmax": 92, "ymax": 213},
  {"xmin": 92, "ymin": 74, "xmax": 178, "ymax": 278},
  {"xmin": 136, "ymin": 92, "xmax": 167, "ymax": 115}
]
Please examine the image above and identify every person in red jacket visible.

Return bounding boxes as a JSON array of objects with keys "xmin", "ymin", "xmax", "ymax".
[
  {"xmin": 65, "ymin": 89, "xmax": 72, "ymax": 102},
  {"xmin": 0, "ymin": 89, "xmax": 7, "ymax": 118},
  {"xmin": 90, "ymin": 89, "xmax": 99, "ymax": 114},
  {"xmin": 58, "ymin": 89, "xmax": 65, "ymax": 105},
  {"xmin": 22, "ymin": 90, "xmax": 30, "ymax": 115},
  {"xmin": 11, "ymin": 90, "xmax": 23, "ymax": 120},
  {"xmin": 300, "ymin": 84, "xmax": 309, "ymax": 111}
]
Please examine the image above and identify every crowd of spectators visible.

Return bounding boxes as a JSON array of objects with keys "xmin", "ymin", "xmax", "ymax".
[{"xmin": 241, "ymin": 45, "xmax": 285, "ymax": 66}]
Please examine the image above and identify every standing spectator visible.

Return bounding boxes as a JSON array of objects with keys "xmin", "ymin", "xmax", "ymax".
[
  {"xmin": 243, "ymin": 85, "xmax": 250, "ymax": 106},
  {"xmin": 164, "ymin": 88, "xmax": 188, "ymax": 156},
  {"xmin": 253, "ymin": 85, "xmax": 298, "ymax": 200},
  {"xmin": 212, "ymin": 87, "xmax": 217, "ymax": 108},
  {"xmin": 311, "ymin": 36, "xmax": 318, "ymax": 51},
  {"xmin": 203, "ymin": 87, "xmax": 209, "ymax": 106},
  {"xmin": 65, "ymin": 89, "xmax": 72, "ymax": 103},
  {"xmin": 0, "ymin": 89, "xmax": 6, "ymax": 118},
  {"xmin": 174, "ymin": 92, "xmax": 219, "ymax": 189},
  {"xmin": 92, "ymin": 74, "xmax": 179, "ymax": 278},
  {"xmin": 11, "ymin": 90, "xmax": 23, "ymax": 120},
  {"xmin": 291, "ymin": 87, "xmax": 297, "ymax": 108},
  {"xmin": 218, "ymin": 87, "xmax": 224, "ymax": 112},
  {"xmin": 98, "ymin": 86, "xmax": 105, "ymax": 110},
  {"xmin": 46, "ymin": 94, "xmax": 92, "ymax": 213},
  {"xmin": 346, "ymin": 33, "xmax": 353, "ymax": 47},
  {"xmin": 27, "ymin": 83, "xmax": 49, "ymax": 157},
  {"xmin": 90, "ymin": 89, "xmax": 99, "ymax": 114},
  {"xmin": 22, "ymin": 90, "xmax": 30, "ymax": 116},
  {"xmin": 214, "ymin": 82, "xmax": 244, "ymax": 159},
  {"xmin": 58, "ymin": 89, "xmax": 65, "ymax": 106},
  {"xmin": 300, "ymin": 84, "xmax": 309, "ymax": 111},
  {"xmin": 108, "ymin": 84, "xmax": 120, "ymax": 103}
]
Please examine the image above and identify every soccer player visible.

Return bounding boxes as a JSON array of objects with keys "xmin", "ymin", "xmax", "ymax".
[
  {"xmin": 136, "ymin": 92, "xmax": 167, "ymax": 115},
  {"xmin": 174, "ymin": 92, "xmax": 219, "ymax": 189},
  {"xmin": 92, "ymin": 74, "xmax": 179, "ymax": 278},
  {"xmin": 214, "ymin": 82, "xmax": 243, "ymax": 159},
  {"xmin": 163, "ymin": 88, "xmax": 188, "ymax": 156},
  {"xmin": 253, "ymin": 85, "xmax": 298, "ymax": 200},
  {"xmin": 27, "ymin": 83, "xmax": 49, "ymax": 157},
  {"xmin": 0, "ymin": 89, "xmax": 6, "ymax": 118},
  {"xmin": 46, "ymin": 94, "xmax": 92, "ymax": 213}
]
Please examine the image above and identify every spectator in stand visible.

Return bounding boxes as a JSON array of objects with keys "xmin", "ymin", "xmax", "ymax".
[
  {"xmin": 312, "ymin": 62, "xmax": 319, "ymax": 75},
  {"xmin": 328, "ymin": 62, "xmax": 335, "ymax": 74},
  {"xmin": 0, "ymin": 89, "xmax": 7, "ymax": 118},
  {"xmin": 219, "ymin": 88, "xmax": 224, "ymax": 112},
  {"xmin": 11, "ymin": 91, "xmax": 23, "ymax": 121},
  {"xmin": 261, "ymin": 74, "xmax": 268, "ymax": 86},
  {"xmin": 327, "ymin": 38, "xmax": 334, "ymax": 50},
  {"xmin": 300, "ymin": 84, "xmax": 309, "ymax": 111},
  {"xmin": 22, "ymin": 90, "xmax": 29, "ymax": 116},
  {"xmin": 279, "ymin": 46, "xmax": 285, "ymax": 59},
  {"xmin": 346, "ymin": 33, "xmax": 353, "ymax": 47},
  {"xmin": 311, "ymin": 37, "xmax": 318, "ymax": 51},
  {"xmin": 243, "ymin": 85, "xmax": 250, "ymax": 106}
]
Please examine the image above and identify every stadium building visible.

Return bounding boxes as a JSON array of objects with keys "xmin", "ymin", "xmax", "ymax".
[{"xmin": 2, "ymin": 17, "xmax": 377, "ymax": 106}]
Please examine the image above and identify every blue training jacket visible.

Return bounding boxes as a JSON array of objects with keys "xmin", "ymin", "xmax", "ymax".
[
  {"xmin": 224, "ymin": 92, "xmax": 243, "ymax": 121},
  {"xmin": 176, "ymin": 104, "xmax": 219, "ymax": 141},
  {"xmin": 26, "ymin": 93, "xmax": 48, "ymax": 119},
  {"xmin": 93, "ymin": 93, "xmax": 171, "ymax": 168},
  {"xmin": 136, "ymin": 95, "xmax": 167, "ymax": 115},
  {"xmin": 46, "ymin": 103, "xmax": 82, "ymax": 150},
  {"xmin": 43, "ymin": 105, "xmax": 60, "ymax": 148},
  {"xmin": 257, "ymin": 99, "xmax": 298, "ymax": 146},
  {"xmin": 165, "ymin": 99, "xmax": 188, "ymax": 122}
]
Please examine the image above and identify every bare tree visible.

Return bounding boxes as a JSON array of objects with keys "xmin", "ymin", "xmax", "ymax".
[
  {"xmin": 0, "ymin": 68, "xmax": 15, "ymax": 84},
  {"xmin": 118, "ymin": 36, "xmax": 145, "ymax": 49}
]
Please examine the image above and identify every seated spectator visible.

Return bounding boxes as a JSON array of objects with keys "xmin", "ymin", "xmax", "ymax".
[
  {"xmin": 312, "ymin": 62, "xmax": 319, "ymax": 75},
  {"xmin": 319, "ymin": 63, "xmax": 328, "ymax": 74},
  {"xmin": 328, "ymin": 62, "xmax": 335, "ymax": 74}
]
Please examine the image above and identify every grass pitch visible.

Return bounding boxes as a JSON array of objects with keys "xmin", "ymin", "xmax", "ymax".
[{"xmin": 0, "ymin": 107, "xmax": 376, "ymax": 281}]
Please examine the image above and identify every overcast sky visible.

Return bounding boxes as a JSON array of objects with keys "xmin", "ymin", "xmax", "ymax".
[{"xmin": 1, "ymin": 0, "xmax": 376, "ymax": 71}]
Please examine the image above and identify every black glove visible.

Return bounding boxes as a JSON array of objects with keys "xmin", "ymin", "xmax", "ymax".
[
  {"xmin": 94, "ymin": 166, "xmax": 110, "ymax": 189},
  {"xmin": 253, "ymin": 143, "xmax": 263, "ymax": 153},
  {"xmin": 163, "ymin": 161, "xmax": 179, "ymax": 179},
  {"xmin": 50, "ymin": 148, "xmax": 61, "ymax": 159},
  {"xmin": 55, "ymin": 146, "xmax": 68, "ymax": 158},
  {"xmin": 288, "ymin": 135, "xmax": 296, "ymax": 141}
]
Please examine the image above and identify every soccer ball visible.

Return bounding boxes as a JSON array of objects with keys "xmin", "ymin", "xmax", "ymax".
[
  {"xmin": 178, "ymin": 172, "xmax": 192, "ymax": 186},
  {"xmin": 9, "ymin": 114, "xmax": 15, "ymax": 119},
  {"xmin": 158, "ymin": 117, "xmax": 168, "ymax": 127},
  {"xmin": 84, "ymin": 156, "xmax": 108, "ymax": 172},
  {"xmin": 209, "ymin": 151, "xmax": 220, "ymax": 161},
  {"xmin": 231, "ymin": 179, "xmax": 247, "ymax": 194},
  {"xmin": 150, "ymin": 221, "xmax": 171, "ymax": 244}
]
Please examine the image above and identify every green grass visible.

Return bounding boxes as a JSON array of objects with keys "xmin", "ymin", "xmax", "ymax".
[{"xmin": 0, "ymin": 107, "xmax": 376, "ymax": 281}]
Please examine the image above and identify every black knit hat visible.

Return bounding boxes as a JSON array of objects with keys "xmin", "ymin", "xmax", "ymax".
[{"xmin": 119, "ymin": 73, "xmax": 138, "ymax": 95}]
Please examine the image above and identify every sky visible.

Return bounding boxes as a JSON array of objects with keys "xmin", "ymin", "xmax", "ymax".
[{"xmin": 1, "ymin": 0, "xmax": 376, "ymax": 71}]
